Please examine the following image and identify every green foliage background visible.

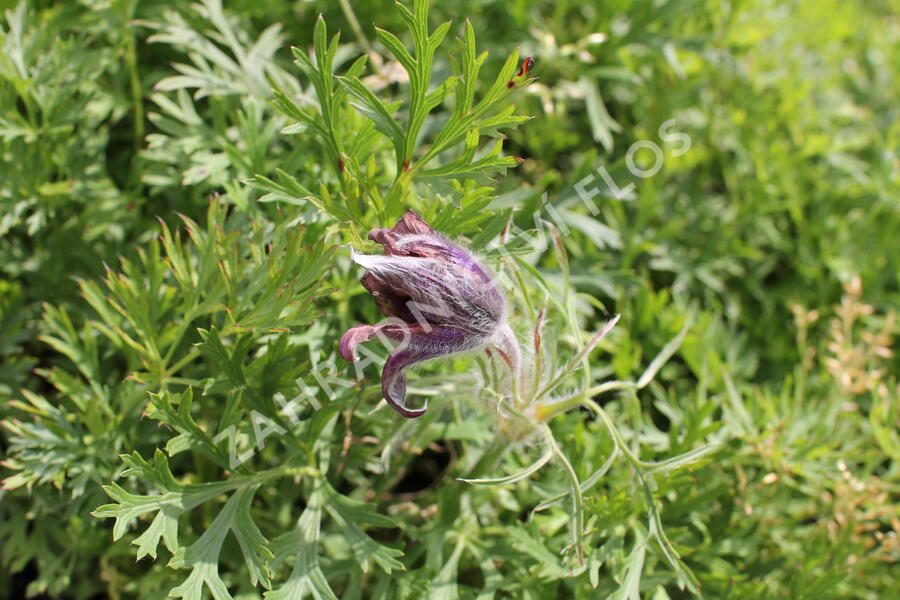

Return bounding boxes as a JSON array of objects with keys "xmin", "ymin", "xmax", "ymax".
[{"xmin": 1, "ymin": 0, "xmax": 897, "ymax": 598}]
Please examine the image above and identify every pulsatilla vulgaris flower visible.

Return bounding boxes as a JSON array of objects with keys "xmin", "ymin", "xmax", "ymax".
[{"xmin": 340, "ymin": 210, "xmax": 517, "ymax": 418}]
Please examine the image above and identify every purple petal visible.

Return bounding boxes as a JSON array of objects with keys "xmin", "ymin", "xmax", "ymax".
[
  {"xmin": 387, "ymin": 210, "xmax": 434, "ymax": 237},
  {"xmin": 360, "ymin": 272, "xmax": 416, "ymax": 322},
  {"xmin": 381, "ymin": 350, "xmax": 429, "ymax": 418},
  {"xmin": 339, "ymin": 325, "xmax": 379, "ymax": 362},
  {"xmin": 367, "ymin": 211, "xmax": 496, "ymax": 289},
  {"xmin": 445, "ymin": 245, "xmax": 493, "ymax": 283},
  {"xmin": 368, "ymin": 210, "xmax": 435, "ymax": 254},
  {"xmin": 339, "ymin": 323, "xmax": 408, "ymax": 362},
  {"xmin": 345, "ymin": 210, "xmax": 514, "ymax": 419},
  {"xmin": 381, "ymin": 326, "xmax": 473, "ymax": 418},
  {"xmin": 352, "ymin": 252, "xmax": 505, "ymax": 333},
  {"xmin": 392, "ymin": 210, "xmax": 434, "ymax": 235}
]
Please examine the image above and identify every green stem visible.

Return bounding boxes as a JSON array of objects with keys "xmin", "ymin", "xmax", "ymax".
[
  {"xmin": 541, "ymin": 422, "xmax": 585, "ymax": 564},
  {"xmin": 338, "ymin": 0, "xmax": 380, "ymax": 74},
  {"xmin": 529, "ymin": 307, "xmax": 545, "ymax": 403},
  {"xmin": 581, "ymin": 397, "xmax": 644, "ymax": 467},
  {"xmin": 588, "ymin": 380, "xmax": 639, "ymax": 396},
  {"xmin": 166, "ymin": 348, "xmax": 202, "ymax": 376},
  {"xmin": 125, "ymin": 35, "xmax": 144, "ymax": 152},
  {"xmin": 123, "ymin": 21, "xmax": 145, "ymax": 195},
  {"xmin": 532, "ymin": 316, "xmax": 621, "ymax": 402},
  {"xmin": 512, "ymin": 264, "xmax": 536, "ymax": 323}
]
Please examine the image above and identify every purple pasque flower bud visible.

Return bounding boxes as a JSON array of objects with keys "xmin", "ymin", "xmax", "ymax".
[{"xmin": 340, "ymin": 210, "xmax": 515, "ymax": 418}]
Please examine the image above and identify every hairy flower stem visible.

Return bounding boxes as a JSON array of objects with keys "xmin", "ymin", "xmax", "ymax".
[
  {"xmin": 540, "ymin": 423, "xmax": 586, "ymax": 564},
  {"xmin": 494, "ymin": 322, "xmax": 524, "ymax": 407},
  {"xmin": 534, "ymin": 380, "xmax": 639, "ymax": 422},
  {"xmin": 535, "ymin": 397, "xmax": 693, "ymax": 576},
  {"xmin": 536, "ymin": 393, "xmax": 651, "ymax": 469},
  {"xmin": 581, "ymin": 398, "xmax": 645, "ymax": 466},
  {"xmin": 533, "ymin": 315, "xmax": 620, "ymax": 401}
]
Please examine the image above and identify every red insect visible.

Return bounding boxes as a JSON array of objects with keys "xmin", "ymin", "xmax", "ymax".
[
  {"xmin": 517, "ymin": 55, "xmax": 535, "ymax": 78},
  {"xmin": 508, "ymin": 55, "xmax": 535, "ymax": 88}
]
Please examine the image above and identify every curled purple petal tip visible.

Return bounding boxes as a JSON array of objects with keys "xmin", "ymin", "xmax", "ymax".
[{"xmin": 339, "ymin": 325, "xmax": 377, "ymax": 362}]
